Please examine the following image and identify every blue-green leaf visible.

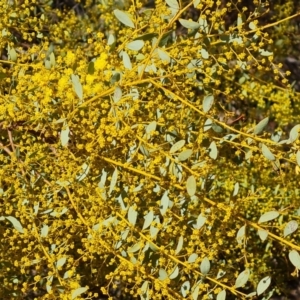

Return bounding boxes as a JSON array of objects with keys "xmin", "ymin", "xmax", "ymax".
[
  {"xmin": 200, "ymin": 257, "xmax": 210, "ymax": 275},
  {"xmin": 126, "ymin": 40, "xmax": 144, "ymax": 51},
  {"xmin": 56, "ymin": 257, "xmax": 67, "ymax": 268},
  {"xmin": 122, "ymin": 51, "xmax": 132, "ymax": 70},
  {"xmin": 258, "ymin": 211, "xmax": 279, "ymax": 223},
  {"xmin": 289, "ymin": 250, "xmax": 300, "ymax": 269},
  {"xmin": 60, "ymin": 123, "xmax": 70, "ymax": 147},
  {"xmin": 235, "ymin": 269, "xmax": 250, "ymax": 288},
  {"xmin": 159, "ymin": 268, "xmax": 168, "ymax": 281},
  {"xmin": 181, "ymin": 281, "xmax": 190, "ymax": 298},
  {"xmin": 179, "ymin": 19, "xmax": 200, "ymax": 30},
  {"xmin": 254, "ymin": 117, "xmax": 269, "ymax": 135},
  {"xmin": 289, "ymin": 124, "xmax": 300, "ymax": 144},
  {"xmin": 128, "ymin": 205, "xmax": 138, "ymax": 226},
  {"xmin": 209, "ymin": 141, "xmax": 218, "ymax": 159},
  {"xmin": 175, "ymin": 236, "xmax": 183, "ymax": 254},
  {"xmin": 142, "ymin": 211, "xmax": 154, "ymax": 230},
  {"xmin": 217, "ymin": 290, "xmax": 226, "ymax": 300},
  {"xmin": 169, "ymin": 265, "xmax": 179, "ymax": 279},
  {"xmin": 113, "ymin": 9, "xmax": 135, "ymax": 28},
  {"xmin": 6, "ymin": 216, "xmax": 24, "ymax": 234},
  {"xmin": 203, "ymin": 95, "xmax": 214, "ymax": 113},
  {"xmin": 71, "ymin": 74, "xmax": 83, "ymax": 102},
  {"xmin": 178, "ymin": 149, "xmax": 193, "ymax": 161},
  {"xmin": 261, "ymin": 144, "xmax": 275, "ymax": 161},
  {"xmin": 284, "ymin": 220, "xmax": 298, "ymax": 237},
  {"xmin": 170, "ymin": 140, "xmax": 185, "ymax": 154},
  {"xmin": 186, "ymin": 175, "xmax": 196, "ymax": 197},
  {"xmin": 200, "ymin": 48, "xmax": 209, "ymax": 59},
  {"xmin": 257, "ymin": 276, "xmax": 271, "ymax": 296},
  {"xmin": 72, "ymin": 287, "xmax": 88, "ymax": 299},
  {"xmin": 160, "ymin": 191, "xmax": 169, "ymax": 216},
  {"xmin": 41, "ymin": 224, "xmax": 49, "ymax": 238}
]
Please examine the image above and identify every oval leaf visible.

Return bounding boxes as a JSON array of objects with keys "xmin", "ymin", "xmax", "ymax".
[
  {"xmin": 186, "ymin": 175, "xmax": 196, "ymax": 197},
  {"xmin": 217, "ymin": 290, "xmax": 226, "ymax": 300},
  {"xmin": 159, "ymin": 268, "xmax": 168, "ymax": 281},
  {"xmin": 56, "ymin": 257, "xmax": 67, "ymax": 268},
  {"xmin": 258, "ymin": 229, "xmax": 268, "ymax": 241},
  {"xmin": 258, "ymin": 211, "xmax": 279, "ymax": 223},
  {"xmin": 175, "ymin": 236, "xmax": 183, "ymax": 254},
  {"xmin": 181, "ymin": 281, "xmax": 190, "ymax": 298},
  {"xmin": 143, "ymin": 211, "xmax": 154, "ymax": 230},
  {"xmin": 235, "ymin": 269, "xmax": 250, "ymax": 288},
  {"xmin": 41, "ymin": 224, "xmax": 49, "ymax": 238},
  {"xmin": 122, "ymin": 51, "xmax": 132, "ymax": 70},
  {"xmin": 157, "ymin": 48, "xmax": 171, "ymax": 64},
  {"xmin": 109, "ymin": 168, "xmax": 118, "ymax": 196},
  {"xmin": 179, "ymin": 19, "xmax": 200, "ymax": 30},
  {"xmin": 126, "ymin": 40, "xmax": 144, "ymax": 51},
  {"xmin": 188, "ymin": 253, "xmax": 198, "ymax": 263},
  {"xmin": 200, "ymin": 257, "xmax": 210, "ymax": 275},
  {"xmin": 160, "ymin": 191, "xmax": 169, "ymax": 216},
  {"xmin": 169, "ymin": 265, "xmax": 179, "ymax": 279},
  {"xmin": 178, "ymin": 149, "xmax": 193, "ymax": 161},
  {"xmin": 257, "ymin": 276, "xmax": 271, "ymax": 296},
  {"xmin": 113, "ymin": 9, "xmax": 135, "ymax": 28},
  {"xmin": 128, "ymin": 206, "xmax": 138, "ymax": 226},
  {"xmin": 289, "ymin": 124, "xmax": 300, "ymax": 144},
  {"xmin": 203, "ymin": 94, "xmax": 214, "ymax": 112},
  {"xmin": 60, "ymin": 123, "xmax": 70, "ymax": 147},
  {"xmin": 284, "ymin": 220, "xmax": 298, "ymax": 237},
  {"xmin": 170, "ymin": 140, "xmax": 185, "ymax": 154},
  {"xmin": 71, "ymin": 74, "xmax": 83, "ymax": 101},
  {"xmin": 236, "ymin": 225, "xmax": 246, "ymax": 244},
  {"xmin": 72, "ymin": 287, "xmax": 88, "ymax": 299},
  {"xmin": 254, "ymin": 117, "xmax": 269, "ymax": 135},
  {"xmin": 200, "ymin": 48, "xmax": 209, "ymax": 59},
  {"xmin": 261, "ymin": 144, "xmax": 275, "ymax": 161},
  {"xmin": 289, "ymin": 250, "xmax": 300, "ymax": 269},
  {"xmin": 6, "ymin": 216, "xmax": 24, "ymax": 234},
  {"xmin": 209, "ymin": 141, "xmax": 218, "ymax": 160}
]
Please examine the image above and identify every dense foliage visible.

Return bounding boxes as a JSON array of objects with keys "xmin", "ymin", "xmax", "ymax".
[{"xmin": 1, "ymin": 0, "xmax": 300, "ymax": 299}]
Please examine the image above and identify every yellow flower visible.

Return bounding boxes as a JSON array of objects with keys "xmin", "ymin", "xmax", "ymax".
[{"xmin": 94, "ymin": 53, "xmax": 108, "ymax": 71}]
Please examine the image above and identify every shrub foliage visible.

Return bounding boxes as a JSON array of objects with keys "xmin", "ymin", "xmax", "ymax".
[{"xmin": 1, "ymin": 0, "xmax": 300, "ymax": 299}]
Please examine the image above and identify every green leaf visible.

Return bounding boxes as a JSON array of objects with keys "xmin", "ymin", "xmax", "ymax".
[
  {"xmin": 126, "ymin": 40, "xmax": 144, "ymax": 51},
  {"xmin": 209, "ymin": 141, "xmax": 218, "ymax": 160},
  {"xmin": 200, "ymin": 48, "xmax": 209, "ymax": 59},
  {"xmin": 8, "ymin": 46, "xmax": 17, "ymax": 61},
  {"xmin": 56, "ymin": 257, "xmax": 67, "ymax": 268},
  {"xmin": 113, "ymin": 86, "xmax": 122, "ymax": 103},
  {"xmin": 200, "ymin": 257, "xmax": 210, "ymax": 275},
  {"xmin": 188, "ymin": 253, "xmax": 198, "ymax": 263},
  {"xmin": 6, "ymin": 216, "xmax": 24, "ymax": 233},
  {"xmin": 249, "ymin": 22, "xmax": 256, "ymax": 30},
  {"xmin": 169, "ymin": 265, "xmax": 179, "ymax": 279},
  {"xmin": 71, "ymin": 287, "xmax": 88, "ymax": 299},
  {"xmin": 50, "ymin": 52, "xmax": 55, "ymax": 67},
  {"xmin": 181, "ymin": 281, "xmax": 190, "ymax": 297},
  {"xmin": 235, "ymin": 269, "xmax": 250, "ymax": 288},
  {"xmin": 60, "ymin": 123, "xmax": 70, "ymax": 147},
  {"xmin": 257, "ymin": 276, "xmax": 271, "ymax": 296},
  {"xmin": 289, "ymin": 250, "xmax": 300, "ymax": 269},
  {"xmin": 289, "ymin": 124, "xmax": 300, "ymax": 144},
  {"xmin": 236, "ymin": 225, "xmax": 245, "ymax": 244},
  {"xmin": 128, "ymin": 205, "xmax": 138, "ymax": 226},
  {"xmin": 165, "ymin": 0, "xmax": 179, "ymax": 9},
  {"xmin": 186, "ymin": 175, "xmax": 196, "ymax": 197},
  {"xmin": 203, "ymin": 95, "xmax": 214, "ymax": 112},
  {"xmin": 258, "ymin": 229, "xmax": 268, "ymax": 241},
  {"xmin": 141, "ymin": 281, "xmax": 149, "ymax": 300},
  {"xmin": 192, "ymin": 284, "xmax": 200, "ymax": 300},
  {"xmin": 199, "ymin": 17, "xmax": 208, "ymax": 33},
  {"xmin": 41, "ymin": 224, "xmax": 49, "ymax": 238},
  {"xmin": 204, "ymin": 118, "xmax": 213, "ymax": 131},
  {"xmin": 233, "ymin": 182, "xmax": 239, "ymax": 196},
  {"xmin": 194, "ymin": 214, "xmax": 206, "ymax": 229},
  {"xmin": 170, "ymin": 140, "xmax": 185, "ymax": 154},
  {"xmin": 109, "ymin": 168, "xmax": 118, "ymax": 196},
  {"xmin": 297, "ymin": 150, "xmax": 300, "ymax": 166},
  {"xmin": 113, "ymin": 9, "xmax": 135, "ymax": 28},
  {"xmin": 179, "ymin": 19, "xmax": 200, "ymax": 30},
  {"xmin": 217, "ymin": 290, "xmax": 226, "ymax": 300},
  {"xmin": 122, "ymin": 51, "xmax": 132, "ymax": 70},
  {"xmin": 159, "ymin": 268, "xmax": 168, "ymax": 281},
  {"xmin": 254, "ymin": 117, "xmax": 269, "ymax": 135},
  {"xmin": 259, "ymin": 49, "xmax": 273, "ymax": 56},
  {"xmin": 178, "ymin": 149, "xmax": 193, "ymax": 161},
  {"xmin": 71, "ymin": 74, "xmax": 83, "ymax": 102},
  {"xmin": 258, "ymin": 211, "xmax": 279, "ymax": 223},
  {"xmin": 157, "ymin": 48, "xmax": 170, "ymax": 63},
  {"xmin": 193, "ymin": 0, "xmax": 201, "ymax": 7},
  {"xmin": 143, "ymin": 211, "xmax": 154, "ymax": 230},
  {"xmin": 160, "ymin": 191, "xmax": 169, "ymax": 216},
  {"xmin": 175, "ymin": 236, "xmax": 183, "ymax": 254},
  {"xmin": 128, "ymin": 242, "xmax": 141, "ymax": 253},
  {"xmin": 261, "ymin": 144, "xmax": 275, "ymax": 161},
  {"xmin": 284, "ymin": 220, "xmax": 298, "ymax": 237}
]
